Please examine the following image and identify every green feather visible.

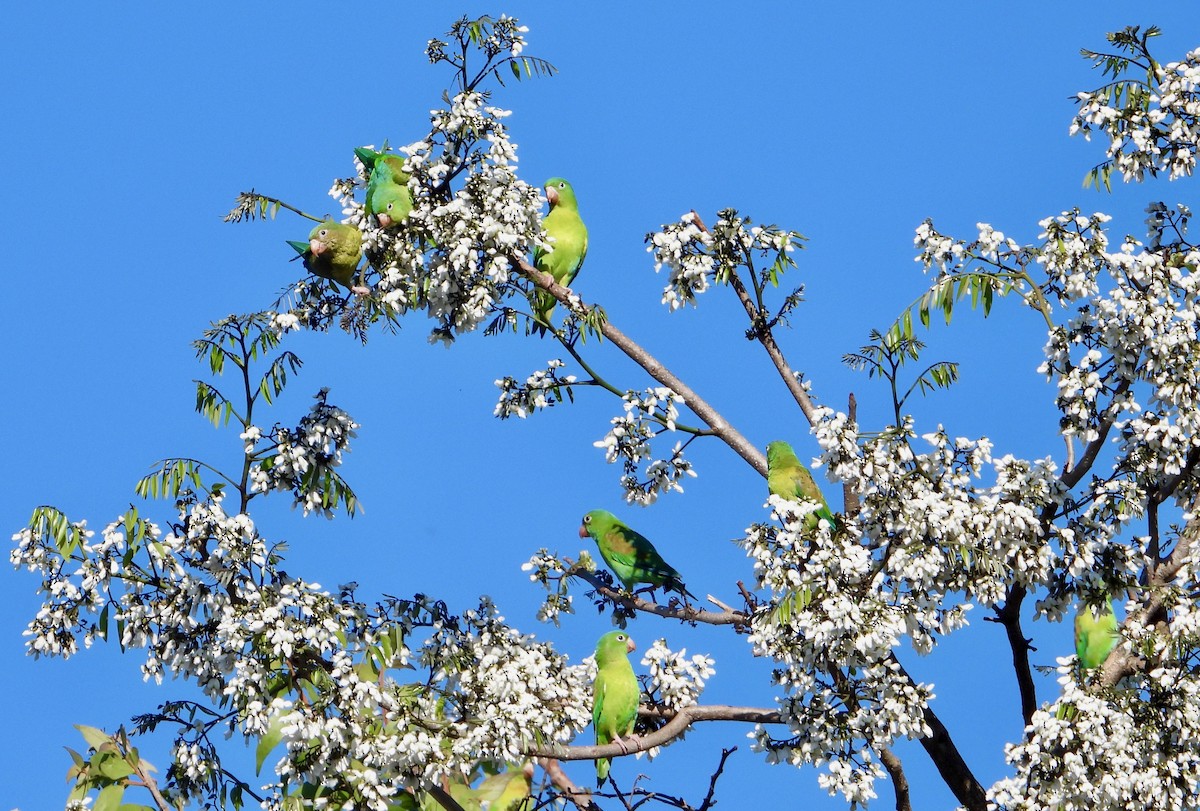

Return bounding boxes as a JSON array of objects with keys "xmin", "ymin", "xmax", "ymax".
[
  {"xmin": 766, "ymin": 440, "xmax": 837, "ymax": 529},
  {"xmin": 1075, "ymin": 598, "xmax": 1119, "ymax": 671},
  {"xmin": 531, "ymin": 177, "xmax": 587, "ymax": 330},
  {"xmin": 592, "ymin": 631, "xmax": 639, "ymax": 786}
]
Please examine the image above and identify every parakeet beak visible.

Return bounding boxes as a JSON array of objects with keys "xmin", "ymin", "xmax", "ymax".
[
  {"xmin": 309, "ymin": 238, "xmax": 327, "ymax": 256},
  {"xmin": 376, "ymin": 213, "xmax": 393, "ymax": 228},
  {"xmin": 546, "ymin": 186, "xmax": 559, "ymax": 207},
  {"xmin": 578, "ymin": 524, "xmax": 588, "ymax": 539},
  {"xmin": 625, "ymin": 637, "xmax": 637, "ymax": 653}
]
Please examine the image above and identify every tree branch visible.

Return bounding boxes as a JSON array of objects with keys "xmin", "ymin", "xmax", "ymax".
[
  {"xmin": 990, "ymin": 583, "xmax": 1039, "ymax": 728},
  {"xmin": 1100, "ymin": 489, "xmax": 1200, "ymax": 686},
  {"xmin": 890, "ymin": 657, "xmax": 987, "ymax": 811},
  {"xmin": 538, "ymin": 757, "xmax": 594, "ymax": 810},
  {"xmin": 878, "ymin": 746, "xmax": 912, "ymax": 811},
  {"xmin": 722, "ymin": 254, "xmax": 820, "ymax": 426},
  {"xmin": 527, "ymin": 705, "xmax": 781, "ymax": 761},
  {"xmin": 516, "ymin": 257, "xmax": 768, "ymax": 476},
  {"xmin": 568, "ymin": 566, "xmax": 750, "ymax": 627}
]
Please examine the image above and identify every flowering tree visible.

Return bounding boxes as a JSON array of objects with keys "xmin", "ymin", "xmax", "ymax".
[{"xmin": 12, "ymin": 17, "xmax": 1200, "ymax": 811}]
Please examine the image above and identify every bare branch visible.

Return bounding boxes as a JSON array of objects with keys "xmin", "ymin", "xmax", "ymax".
[
  {"xmin": 538, "ymin": 757, "xmax": 595, "ymax": 810},
  {"xmin": 696, "ymin": 747, "xmax": 737, "ymax": 811},
  {"xmin": 569, "ymin": 566, "xmax": 750, "ymax": 627},
  {"xmin": 878, "ymin": 746, "xmax": 912, "ymax": 811},
  {"xmin": 843, "ymin": 393, "xmax": 861, "ymax": 517},
  {"xmin": 129, "ymin": 757, "xmax": 174, "ymax": 811},
  {"xmin": 527, "ymin": 705, "xmax": 781, "ymax": 761},
  {"xmin": 890, "ymin": 657, "xmax": 987, "ymax": 811},
  {"xmin": 428, "ymin": 783, "xmax": 469, "ymax": 811},
  {"xmin": 516, "ymin": 257, "xmax": 768, "ymax": 476},
  {"xmin": 989, "ymin": 583, "xmax": 1039, "ymax": 728},
  {"xmin": 724, "ymin": 259, "xmax": 820, "ymax": 425}
]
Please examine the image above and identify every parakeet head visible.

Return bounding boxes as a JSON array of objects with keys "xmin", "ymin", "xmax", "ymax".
[
  {"xmin": 543, "ymin": 177, "xmax": 578, "ymax": 210},
  {"xmin": 307, "ymin": 220, "xmax": 354, "ymax": 255},
  {"xmin": 371, "ymin": 184, "xmax": 413, "ymax": 228},
  {"xmin": 766, "ymin": 441, "xmax": 799, "ymax": 468},
  {"xmin": 580, "ymin": 509, "xmax": 617, "ymax": 540},
  {"xmin": 595, "ymin": 630, "xmax": 636, "ymax": 660}
]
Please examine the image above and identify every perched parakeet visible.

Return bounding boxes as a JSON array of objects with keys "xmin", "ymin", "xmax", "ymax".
[
  {"xmin": 531, "ymin": 177, "xmax": 588, "ymax": 329},
  {"xmin": 1075, "ymin": 598, "xmax": 1119, "ymax": 672},
  {"xmin": 355, "ymin": 147, "xmax": 413, "ymax": 228},
  {"xmin": 766, "ymin": 440, "xmax": 837, "ymax": 530},
  {"xmin": 592, "ymin": 631, "xmax": 639, "ymax": 787},
  {"xmin": 476, "ymin": 762, "xmax": 534, "ymax": 811},
  {"xmin": 286, "ymin": 219, "xmax": 362, "ymax": 288},
  {"xmin": 579, "ymin": 510, "xmax": 694, "ymax": 599}
]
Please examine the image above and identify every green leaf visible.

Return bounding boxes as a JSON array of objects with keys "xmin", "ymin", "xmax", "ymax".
[
  {"xmin": 256, "ymin": 715, "xmax": 285, "ymax": 775},
  {"xmin": 97, "ymin": 751, "xmax": 135, "ymax": 781},
  {"xmin": 95, "ymin": 783, "xmax": 125, "ymax": 811},
  {"xmin": 76, "ymin": 724, "xmax": 113, "ymax": 751}
]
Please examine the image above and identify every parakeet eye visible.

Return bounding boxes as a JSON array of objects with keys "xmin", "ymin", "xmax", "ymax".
[
  {"xmin": 616, "ymin": 634, "xmax": 627, "ymax": 642},
  {"xmin": 318, "ymin": 229, "xmax": 329, "ymax": 237},
  {"xmin": 583, "ymin": 515, "xmax": 592, "ymax": 524},
  {"xmin": 557, "ymin": 181, "xmax": 566, "ymax": 188},
  {"xmin": 386, "ymin": 202, "xmax": 394, "ymax": 212}
]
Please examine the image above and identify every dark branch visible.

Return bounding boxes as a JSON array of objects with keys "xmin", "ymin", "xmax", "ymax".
[
  {"xmin": 990, "ymin": 583, "xmax": 1038, "ymax": 728},
  {"xmin": 890, "ymin": 657, "xmax": 986, "ymax": 811},
  {"xmin": 878, "ymin": 746, "xmax": 912, "ymax": 811}
]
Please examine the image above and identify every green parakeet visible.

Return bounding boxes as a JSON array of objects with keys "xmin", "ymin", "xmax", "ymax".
[
  {"xmin": 476, "ymin": 762, "xmax": 533, "ymax": 811},
  {"xmin": 592, "ymin": 631, "xmax": 639, "ymax": 787},
  {"xmin": 1075, "ymin": 598, "xmax": 1119, "ymax": 672},
  {"xmin": 355, "ymin": 147, "xmax": 413, "ymax": 228},
  {"xmin": 579, "ymin": 510, "xmax": 694, "ymax": 599},
  {"xmin": 286, "ymin": 219, "xmax": 362, "ymax": 289},
  {"xmin": 766, "ymin": 440, "xmax": 837, "ymax": 530},
  {"xmin": 531, "ymin": 177, "xmax": 587, "ymax": 329}
]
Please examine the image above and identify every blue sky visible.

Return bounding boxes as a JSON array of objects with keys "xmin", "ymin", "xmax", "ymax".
[{"xmin": 2, "ymin": 4, "xmax": 1197, "ymax": 809}]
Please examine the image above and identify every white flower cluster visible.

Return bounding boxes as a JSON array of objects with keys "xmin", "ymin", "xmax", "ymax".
[
  {"xmin": 742, "ymin": 410, "xmax": 1067, "ymax": 802},
  {"xmin": 417, "ymin": 599, "xmax": 592, "ymax": 766},
  {"xmin": 13, "ymin": 491, "xmax": 600, "ymax": 808},
  {"xmin": 1070, "ymin": 46, "xmax": 1200, "ymax": 182},
  {"xmin": 247, "ymin": 390, "xmax": 360, "ymax": 517},
  {"xmin": 991, "ymin": 649, "xmax": 1200, "ymax": 810},
  {"xmin": 11, "ymin": 518, "xmax": 105, "ymax": 658},
  {"xmin": 913, "ymin": 219, "xmax": 1023, "ymax": 276},
  {"xmin": 641, "ymin": 638, "xmax": 714, "ymax": 712},
  {"xmin": 493, "ymin": 359, "xmax": 577, "ymax": 419},
  {"xmin": 521, "ymin": 548, "xmax": 583, "ymax": 625},
  {"xmin": 278, "ymin": 89, "xmax": 544, "ymax": 343},
  {"xmin": 647, "ymin": 211, "xmax": 716, "ymax": 310},
  {"xmin": 419, "ymin": 95, "xmax": 543, "ymax": 340},
  {"xmin": 647, "ymin": 210, "xmax": 805, "ymax": 311},
  {"xmin": 593, "ymin": 388, "xmax": 696, "ymax": 504}
]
